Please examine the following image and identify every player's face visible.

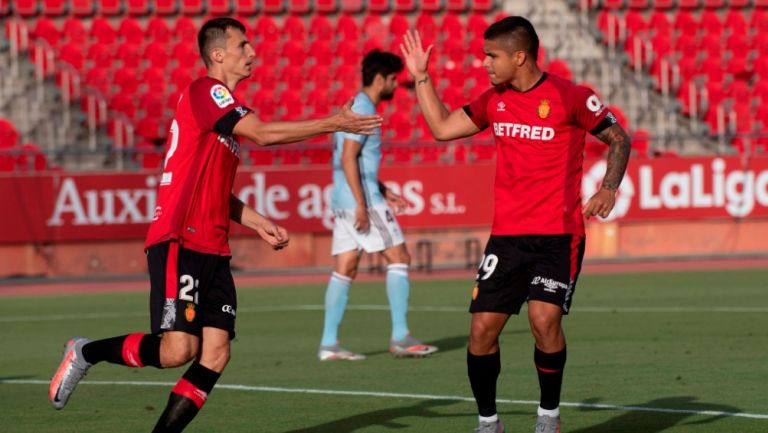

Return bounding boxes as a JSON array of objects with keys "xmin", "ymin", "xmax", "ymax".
[
  {"xmin": 379, "ymin": 73, "xmax": 399, "ymax": 101},
  {"xmin": 482, "ymin": 39, "xmax": 521, "ymax": 86},
  {"xmin": 222, "ymin": 28, "xmax": 255, "ymax": 79}
]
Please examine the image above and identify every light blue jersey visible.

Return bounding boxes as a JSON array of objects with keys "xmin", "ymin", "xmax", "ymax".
[{"xmin": 331, "ymin": 92, "xmax": 385, "ymax": 210}]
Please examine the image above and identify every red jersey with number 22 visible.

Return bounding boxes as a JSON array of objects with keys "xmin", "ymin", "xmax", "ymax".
[
  {"xmin": 466, "ymin": 73, "xmax": 614, "ymax": 237},
  {"xmin": 145, "ymin": 77, "xmax": 252, "ymax": 256}
]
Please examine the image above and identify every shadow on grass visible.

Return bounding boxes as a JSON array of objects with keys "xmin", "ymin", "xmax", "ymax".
[
  {"xmin": 282, "ymin": 399, "xmax": 529, "ymax": 433},
  {"xmin": 571, "ymin": 396, "xmax": 742, "ymax": 433}
]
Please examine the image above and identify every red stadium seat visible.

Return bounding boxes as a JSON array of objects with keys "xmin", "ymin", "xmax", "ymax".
[
  {"xmin": 91, "ymin": 17, "xmax": 117, "ymax": 44},
  {"xmin": 442, "ymin": 86, "xmax": 466, "ymax": 110},
  {"xmin": 446, "ymin": 0, "xmax": 468, "ymax": 13},
  {"xmin": 288, "ymin": 0, "xmax": 312, "ymax": 14},
  {"xmin": 147, "ymin": 17, "xmax": 172, "ymax": 43},
  {"xmin": 752, "ymin": 33, "xmax": 768, "ymax": 60},
  {"xmin": 15, "ymin": 0, "xmax": 39, "ymax": 17},
  {"xmin": 750, "ymin": 10, "xmax": 768, "ymax": 35},
  {"xmin": 597, "ymin": 11, "xmax": 622, "ymax": 45},
  {"xmin": 547, "ymin": 59, "xmax": 572, "ymax": 81},
  {"xmin": 110, "ymin": 92, "xmax": 138, "ymax": 120},
  {"xmin": 335, "ymin": 39, "xmax": 361, "ymax": 66},
  {"xmin": 33, "ymin": 18, "xmax": 59, "ymax": 47},
  {"xmin": 308, "ymin": 39, "xmax": 333, "ymax": 67},
  {"xmin": 415, "ymin": 13, "xmax": 438, "ymax": 46},
  {"xmin": 625, "ymin": 11, "xmax": 648, "ymax": 38},
  {"xmin": 698, "ymin": 34, "xmax": 721, "ymax": 59},
  {"xmin": 315, "ymin": 0, "xmax": 337, "ymax": 13},
  {"xmin": 255, "ymin": 15, "xmax": 280, "ymax": 42},
  {"xmin": 143, "ymin": 42, "xmax": 170, "ymax": 69},
  {"xmin": 389, "ymin": 14, "xmax": 410, "ymax": 37},
  {"xmin": 699, "ymin": 10, "xmax": 723, "ymax": 36},
  {"xmin": 673, "ymin": 11, "xmax": 698, "ymax": 37},
  {"xmin": 628, "ymin": 0, "xmax": 649, "ymax": 8},
  {"xmin": 441, "ymin": 14, "xmax": 465, "ymax": 41},
  {"xmin": 71, "ymin": 0, "xmax": 95, "ymax": 16},
  {"xmin": 118, "ymin": 18, "xmax": 145, "ymax": 45},
  {"xmin": 139, "ymin": 92, "xmax": 166, "ymax": 118},
  {"xmin": 652, "ymin": 0, "xmax": 675, "ymax": 9},
  {"xmin": 387, "ymin": 112, "xmax": 415, "ymax": 142},
  {"xmin": 98, "ymin": 0, "xmax": 122, "ymax": 16},
  {"xmin": 59, "ymin": 42, "xmax": 85, "ymax": 70},
  {"xmin": 631, "ymin": 129, "xmax": 650, "ymax": 157},
  {"xmin": 172, "ymin": 41, "xmax": 199, "ymax": 68},
  {"xmin": 84, "ymin": 67, "xmax": 111, "ymax": 95},
  {"xmin": 334, "ymin": 64, "xmax": 359, "ymax": 90},
  {"xmin": 116, "ymin": 42, "xmax": 142, "ymax": 69},
  {"xmin": 363, "ymin": 15, "xmax": 388, "ymax": 44},
  {"xmin": 283, "ymin": 15, "xmax": 307, "ymax": 42},
  {"xmin": 703, "ymin": 0, "xmax": 725, "ymax": 8},
  {"xmin": 368, "ymin": 0, "xmax": 390, "ymax": 14},
  {"xmin": 62, "ymin": 18, "xmax": 88, "ymax": 44},
  {"xmin": 468, "ymin": 13, "xmax": 488, "ymax": 37},
  {"xmin": 337, "ymin": 15, "xmax": 360, "ymax": 40},
  {"xmin": 248, "ymin": 148, "xmax": 276, "ymax": 166},
  {"xmin": 233, "ymin": 0, "xmax": 258, "ymax": 15},
  {"xmin": 307, "ymin": 88, "xmax": 332, "ymax": 117},
  {"xmin": 469, "ymin": 0, "xmax": 495, "ymax": 12},
  {"xmin": 304, "ymin": 148, "xmax": 332, "ymax": 164},
  {"xmin": 142, "ymin": 67, "xmax": 167, "ymax": 93},
  {"xmin": 17, "ymin": 143, "xmax": 47, "ymax": 171},
  {"xmin": 394, "ymin": 0, "xmax": 416, "ymax": 13},
  {"xmin": 421, "ymin": 0, "xmax": 443, "ymax": 11},
  {"xmin": 677, "ymin": 0, "xmax": 700, "ymax": 9},
  {"xmin": 649, "ymin": 11, "xmax": 672, "ymax": 35},
  {"xmin": 170, "ymin": 66, "xmax": 193, "ymax": 91},
  {"xmin": 262, "ymin": 0, "xmax": 285, "ymax": 14},
  {"xmin": 276, "ymin": 148, "xmax": 303, "ymax": 165},
  {"xmin": 0, "ymin": 119, "xmax": 20, "ymax": 148},
  {"xmin": 340, "ymin": 0, "xmax": 364, "ymax": 13},
  {"xmin": 724, "ymin": 10, "xmax": 747, "ymax": 35},
  {"xmin": 180, "ymin": 0, "xmax": 204, "ymax": 15},
  {"xmin": 309, "ymin": 15, "xmax": 333, "ymax": 41},
  {"xmin": 42, "ymin": 0, "xmax": 66, "ymax": 16},
  {"xmin": 126, "ymin": 0, "xmax": 150, "ymax": 16},
  {"xmin": 726, "ymin": 33, "xmax": 750, "ymax": 60},
  {"xmin": 602, "ymin": 0, "xmax": 624, "ymax": 9},
  {"xmin": 136, "ymin": 141, "xmax": 164, "ymax": 170},
  {"xmin": 441, "ymin": 39, "xmax": 466, "ymax": 64},
  {"xmin": 174, "ymin": 17, "xmax": 198, "ymax": 41},
  {"xmin": 153, "ymin": 0, "xmax": 178, "ymax": 15},
  {"xmin": 470, "ymin": 143, "xmax": 495, "ymax": 161},
  {"xmin": 87, "ymin": 42, "xmax": 114, "ymax": 69},
  {"xmin": 207, "ymin": 0, "xmax": 231, "ymax": 16},
  {"xmin": 674, "ymin": 34, "xmax": 698, "ymax": 59}
]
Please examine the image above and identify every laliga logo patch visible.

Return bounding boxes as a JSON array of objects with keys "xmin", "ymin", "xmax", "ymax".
[
  {"xmin": 586, "ymin": 94, "xmax": 604, "ymax": 115},
  {"xmin": 210, "ymin": 84, "xmax": 234, "ymax": 108},
  {"xmin": 185, "ymin": 303, "xmax": 196, "ymax": 322},
  {"xmin": 538, "ymin": 99, "xmax": 551, "ymax": 119}
]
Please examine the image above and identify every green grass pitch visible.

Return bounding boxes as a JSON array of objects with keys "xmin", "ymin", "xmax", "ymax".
[{"xmin": 1, "ymin": 268, "xmax": 767, "ymax": 432}]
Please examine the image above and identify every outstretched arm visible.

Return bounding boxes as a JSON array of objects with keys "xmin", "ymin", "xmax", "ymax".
[
  {"xmin": 582, "ymin": 123, "xmax": 632, "ymax": 219},
  {"xmin": 400, "ymin": 30, "xmax": 480, "ymax": 141},
  {"xmin": 230, "ymin": 194, "xmax": 289, "ymax": 250},
  {"xmin": 233, "ymin": 100, "xmax": 383, "ymax": 146}
]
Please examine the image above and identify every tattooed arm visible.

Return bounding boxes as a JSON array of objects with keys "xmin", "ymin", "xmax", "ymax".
[{"xmin": 583, "ymin": 123, "xmax": 632, "ymax": 219}]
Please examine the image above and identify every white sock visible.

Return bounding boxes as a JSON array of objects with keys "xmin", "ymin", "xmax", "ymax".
[
  {"xmin": 479, "ymin": 414, "xmax": 499, "ymax": 423},
  {"xmin": 537, "ymin": 406, "xmax": 560, "ymax": 418}
]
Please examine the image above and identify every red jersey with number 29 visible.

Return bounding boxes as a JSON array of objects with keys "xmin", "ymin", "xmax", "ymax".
[
  {"xmin": 145, "ymin": 77, "xmax": 252, "ymax": 256},
  {"xmin": 465, "ymin": 73, "xmax": 615, "ymax": 237}
]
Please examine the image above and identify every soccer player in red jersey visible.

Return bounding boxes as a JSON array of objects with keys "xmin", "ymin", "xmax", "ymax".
[
  {"xmin": 401, "ymin": 17, "xmax": 631, "ymax": 433},
  {"xmin": 49, "ymin": 18, "xmax": 382, "ymax": 433}
]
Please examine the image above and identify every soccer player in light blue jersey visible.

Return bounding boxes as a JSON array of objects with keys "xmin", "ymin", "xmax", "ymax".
[{"xmin": 318, "ymin": 50, "xmax": 438, "ymax": 361}]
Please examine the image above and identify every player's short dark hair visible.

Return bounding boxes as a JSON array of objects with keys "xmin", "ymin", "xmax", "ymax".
[
  {"xmin": 198, "ymin": 17, "xmax": 247, "ymax": 67},
  {"xmin": 362, "ymin": 50, "xmax": 404, "ymax": 87},
  {"xmin": 484, "ymin": 16, "xmax": 539, "ymax": 61}
]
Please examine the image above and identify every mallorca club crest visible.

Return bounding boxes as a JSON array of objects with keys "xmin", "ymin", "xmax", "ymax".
[
  {"xmin": 185, "ymin": 303, "xmax": 196, "ymax": 322},
  {"xmin": 538, "ymin": 99, "xmax": 551, "ymax": 119}
]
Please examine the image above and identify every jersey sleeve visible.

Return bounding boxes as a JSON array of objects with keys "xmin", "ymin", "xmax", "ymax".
[
  {"xmin": 564, "ymin": 85, "xmax": 616, "ymax": 133},
  {"xmin": 342, "ymin": 97, "xmax": 375, "ymax": 144},
  {"xmin": 189, "ymin": 80, "xmax": 253, "ymax": 135},
  {"xmin": 463, "ymin": 88, "xmax": 494, "ymax": 130}
]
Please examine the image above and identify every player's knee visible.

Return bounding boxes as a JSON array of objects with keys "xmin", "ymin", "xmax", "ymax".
[
  {"xmin": 199, "ymin": 347, "xmax": 230, "ymax": 373},
  {"xmin": 529, "ymin": 318, "xmax": 561, "ymax": 344},
  {"xmin": 161, "ymin": 347, "xmax": 197, "ymax": 368},
  {"xmin": 469, "ymin": 322, "xmax": 499, "ymax": 354}
]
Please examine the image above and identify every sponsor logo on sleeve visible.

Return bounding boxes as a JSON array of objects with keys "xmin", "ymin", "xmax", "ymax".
[{"xmin": 211, "ymin": 84, "xmax": 235, "ymax": 108}]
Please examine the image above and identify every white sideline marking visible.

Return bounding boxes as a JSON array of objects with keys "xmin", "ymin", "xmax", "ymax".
[
  {"xmin": 2, "ymin": 304, "xmax": 768, "ymax": 323},
  {"xmin": 3, "ymin": 379, "xmax": 768, "ymax": 420}
]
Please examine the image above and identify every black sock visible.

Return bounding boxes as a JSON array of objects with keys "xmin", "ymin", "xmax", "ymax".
[
  {"xmin": 152, "ymin": 362, "xmax": 221, "ymax": 433},
  {"xmin": 81, "ymin": 333, "xmax": 162, "ymax": 368},
  {"xmin": 534, "ymin": 346, "xmax": 567, "ymax": 410},
  {"xmin": 467, "ymin": 350, "xmax": 500, "ymax": 417}
]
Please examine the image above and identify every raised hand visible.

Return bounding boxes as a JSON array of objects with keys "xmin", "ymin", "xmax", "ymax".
[
  {"xmin": 333, "ymin": 99, "xmax": 383, "ymax": 136},
  {"xmin": 399, "ymin": 30, "xmax": 434, "ymax": 79}
]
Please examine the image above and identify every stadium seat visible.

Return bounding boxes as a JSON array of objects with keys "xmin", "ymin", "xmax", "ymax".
[
  {"xmin": 15, "ymin": 0, "xmax": 39, "ymax": 17},
  {"xmin": 415, "ymin": 14, "xmax": 438, "ymax": 46},
  {"xmin": 233, "ymin": 0, "xmax": 258, "ymax": 15},
  {"xmin": 143, "ymin": 42, "xmax": 170, "ymax": 69},
  {"xmin": 723, "ymin": 10, "xmax": 747, "ymax": 35},
  {"xmin": 116, "ymin": 42, "xmax": 142, "ymax": 69},
  {"xmin": 628, "ymin": 0, "xmax": 650, "ymax": 9},
  {"xmin": 340, "ymin": 0, "xmax": 364, "ymax": 13},
  {"xmin": 335, "ymin": 40, "xmax": 361, "ymax": 66},
  {"xmin": 41, "ymin": 0, "xmax": 66, "ymax": 16},
  {"xmin": 179, "ymin": 0, "xmax": 204, "ymax": 15},
  {"xmin": 368, "ymin": 0, "xmax": 390, "ymax": 14},
  {"xmin": 277, "ymin": 148, "xmax": 303, "ymax": 164},
  {"xmin": 255, "ymin": 15, "xmax": 280, "ymax": 42},
  {"xmin": 624, "ymin": 11, "xmax": 648, "ymax": 38},
  {"xmin": 677, "ymin": 0, "xmax": 701, "ymax": 8},
  {"xmin": 59, "ymin": 42, "xmax": 85, "ymax": 70},
  {"xmin": 547, "ymin": 59, "xmax": 572, "ymax": 81},
  {"xmin": 363, "ymin": 14, "xmax": 388, "ymax": 44},
  {"xmin": 675, "ymin": 34, "xmax": 698, "ymax": 60},
  {"xmin": 170, "ymin": 66, "xmax": 193, "ymax": 91},
  {"xmin": 135, "ymin": 140, "xmax": 164, "ymax": 170},
  {"xmin": 631, "ymin": 129, "xmax": 650, "ymax": 158},
  {"xmin": 389, "ymin": 14, "xmax": 410, "ymax": 37},
  {"xmin": 62, "ymin": 18, "xmax": 88, "ymax": 44},
  {"xmin": 441, "ymin": 14, "xmax": 465, "ymax": 41},
  {"xmin": 394, "ymin": 0, "xmax": 416, "ymax": 12},
  {"xmin": 17, "ymin": 143, "xmax": 47, "ymax": 171},
  {"xmin": 71, "ymin": 0, "xmax": 95, "ymax": 16},
  {"xmin": 262, "ymin": 0, "xmax": 285, "ymax": 14},
  {"xmin": 673, "ymin": 11, "xmax": 698, "ymax": 37},
  {"xmin": 597, "ymin": 11, "xmax": 622, "ymax": 45},
  {"xmin": 442, "ymin": 86, "xmax": 467, "ymax": 110},
  {"xmin": 337, "ymin": 14, "xmax": 360, "ymax": 40},
  {"xmin": 652, "ymin": 0, "xmax": 675, "ymax": 9},
  {"xmin": 172, "ymin": 41, "xmax": 199, "ymax": 68},
  {"xmin": 147, "ymin": 17, "xmax": 172, "ymax": 43},
  {"xmin": 84, "ymin": 67, "xmax": 111, "ymax": 96},
  {"xmin": 175, "ymin": 17, "xmax": 198, "ymax": 41},
  {"xmin": 703, "ymin": 0, "xmax": 725, "ymax": 7},
  {"xmin": 309, "ymin": 15, "xmax": 334, "ymax": 41},
  {"xmin": 467, "ymin": 13, "xmax": 488, "ymax": 38},
  {"xmin": 470, "ymin": 143, "xmax": 495, "ymax": 161},
  {"xmin": 446, "ymin": 0, "xmax": 468, "ymax": 13},
  {"xmin": 649, "ymin": 11, "xmax": 672, "ymax": 35},
  {"xmin": 314, "ymin": 0, "xmax": 337, "ymax": 13},
  {"xmin": 126, "ymin": 0, "xmax": 150, "ymax": 16},
  {"xmin": 87, "ymin": 42, "xmax": 114, "ymax": 69},
  {"xmin": 750, "ymin": 10, "xmax": 768, "ymax": 35},
  {"xmin": 98, "ymin": 0, "xmax": 122, "ymax": 15},
  {"xmin": 308, "ymin": 39, "xmax": 333, "ymax": 67},
  {"xmin": 142, "ymin": 67, "xmax": 167, "ymax": 93},
  {"xmin": 0, "ymin": 119, "xmax": 20, "ymax": 149},
  {"xmin": 469, "ymin": 0, "xmax": 495, "ymax": 12},
  {"xmin": 109, "ymin": 92, "xmax": 138, "ymax": 119},
  {"xmin": 284, "ymin": 15, "xmax": 307, "ymax": 42},
  {"xmin": 207, "ymin": 0, "xmax": 231, "ymax": 16},
  {"xmin": 699, "ymin": 10, "xmax": 723, "ymax": 36},
  {"xmin": 420, "ymin": 0, "xmax": 443, "ymax": 11},
  {"xmin": 304, "ymin": 147, "xmax": 332, "ymax": 164},
  {"xmin": 33, "ymin": 18, "xmax": 59, "ymax": 48},
  {"xmin": 602, "ymin": 0, "xmax": 624, "ymax": 9},
  {"xmin": 91, "ymin": 17, "xmax": 117, "ymax": 44},
  {"xmin": 118, "ymin": 18, "xmax": 145, "ymax": 45}
]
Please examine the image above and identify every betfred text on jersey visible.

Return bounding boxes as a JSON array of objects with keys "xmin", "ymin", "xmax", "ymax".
[{"xmin": 492, "ymin": 122, "xmax": 555, "ymax": 141}]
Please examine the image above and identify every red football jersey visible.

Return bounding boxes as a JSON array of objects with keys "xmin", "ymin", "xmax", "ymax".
[
  {"xmin": 466, "ymin": 73, "xmax": 616, "ymax": 237},
  {"xmin": 145, "ymin": 77, "xmax": 252, "ymax": 255}
]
